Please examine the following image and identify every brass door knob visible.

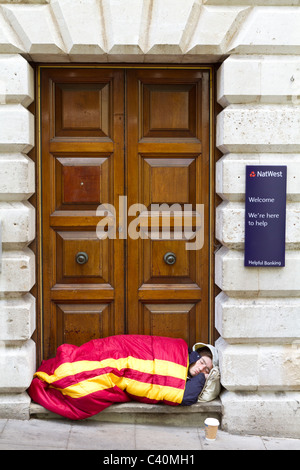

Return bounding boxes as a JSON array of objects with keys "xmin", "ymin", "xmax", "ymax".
[
  {"xmin": 163, "ymin": 252, "xmax": 176, "ymax": 265},
  {"xmin": 76, "ymin": 252, "xmax": 89, "ymax": 265}
]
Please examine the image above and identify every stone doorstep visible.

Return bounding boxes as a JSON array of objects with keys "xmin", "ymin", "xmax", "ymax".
[{"xmin": 30, "ymin": 399, "xmax": 222, "ymax": 427}]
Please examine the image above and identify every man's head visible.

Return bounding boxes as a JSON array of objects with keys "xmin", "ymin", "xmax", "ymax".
[
  {"xmin": 192, "ymin": 342, "xmax": 219, "ymax": 367},
  {"xmin": 188, "ymin": 351, "xmax": 213, "ymax": 378}
]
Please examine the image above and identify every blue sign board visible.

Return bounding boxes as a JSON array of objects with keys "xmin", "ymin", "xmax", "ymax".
[{"xmin": 245, "ymin": 165, "xmax": 287, "ymax": 267}]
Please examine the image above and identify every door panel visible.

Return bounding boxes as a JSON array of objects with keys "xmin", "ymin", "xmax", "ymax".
[
  {"xmin": 141, "ymin": 82, "xmax": 197, "ymax": 139},
  {"xmin": 55, "ymin": 231, "xmax": 109, "ymax": 283},
  {"xmin": 40, "ymin": 68, "xmax": 125, "ymax": 359},
  {"xmin": 54, "ymin": 82, "xmax": 110, "ymax": 138},
  {"xmin": 55, "ymin": 156, "xmax": 110, "ymax": 207},
  {"xmin": 126, "ymin": 69, "xmax": 210, "ymax": 346},
  {"xmin": 55, "ymin": 303, "xmax": 111, "ymax": 346},
  {"xmin": 40, "ymin": 67, "xmax": 211, "ymax": 360},
  {"xmin": 142, "ymin": 303, "xmax": 196, "ymax": 339}
]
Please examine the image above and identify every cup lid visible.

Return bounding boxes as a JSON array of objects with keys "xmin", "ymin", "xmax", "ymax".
[{"xmin": 204, "ymin": 418, "xmax": 220, "ymax": 426}]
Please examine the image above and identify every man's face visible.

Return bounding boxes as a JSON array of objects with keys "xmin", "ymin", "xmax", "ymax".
[{"xmin": 189, "ymin": 356, "xmax": 213, "ymax": 377}]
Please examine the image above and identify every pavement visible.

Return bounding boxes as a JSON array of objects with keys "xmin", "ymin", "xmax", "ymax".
[{"xmin": 0, "ymin": 417, "xmax": 299, "ymax": 453}]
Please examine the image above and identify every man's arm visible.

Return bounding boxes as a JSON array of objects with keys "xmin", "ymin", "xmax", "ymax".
[{"xmin": 181, "ymin": 373, "xmax": 206, "ymax": 406}]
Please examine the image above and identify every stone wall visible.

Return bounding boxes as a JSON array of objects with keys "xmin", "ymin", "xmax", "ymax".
[
  {"xmin": 0, "ymin": 53, "xmax": 35, "ymax": 419},
  {"xmin": 0, "ymin": 0, "xmax": 299, "ymax": 437},
  {"xmin": 216, "ymin": 55, "xmax": 300, "ymax": 438}
]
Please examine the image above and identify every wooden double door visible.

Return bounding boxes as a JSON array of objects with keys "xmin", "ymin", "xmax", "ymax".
[{"xmin": 39, "ymin": 67, "xmax": 211, "ymax": 360}]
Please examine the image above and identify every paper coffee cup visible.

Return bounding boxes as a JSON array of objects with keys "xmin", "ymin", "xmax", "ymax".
[{"xmin": 204, "ymin": 417, "xmax": 219, "ymax": 441}]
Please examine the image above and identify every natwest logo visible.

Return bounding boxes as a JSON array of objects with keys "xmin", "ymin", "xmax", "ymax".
[
  {"xmin": 248, "ymin": 168, "xmax": 284, "ymax": 178},
  {"xmin": 256, "ymin": 170, "xmax": 283, "ymax": 177}
]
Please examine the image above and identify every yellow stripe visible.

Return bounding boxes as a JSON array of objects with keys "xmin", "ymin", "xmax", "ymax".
[
  {"xmin": 51, "ymin": 373, "xmax": 117, "ymax": 399},
  {"xmin": 35, "ymin": 356, "xmax": 187, "ymax": 384},
  {"xmin": 125, "ymin": 377, "xmax": 184, "ymax": 403},
  {"xmin": 35, "ymin": 356, "xmax": 187, "ymax": 404},
  {"xmin": 50, "ymin": 373, "xmax": 184, "ymax": 404}
]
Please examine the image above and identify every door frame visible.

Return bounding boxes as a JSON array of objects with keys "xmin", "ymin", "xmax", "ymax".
[{"xmin": 33, "ymin": 64, "xmax": 218, "ymax": 365}]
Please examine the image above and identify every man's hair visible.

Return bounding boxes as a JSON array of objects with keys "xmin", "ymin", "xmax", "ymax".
[{"xmin": 196, "ymin": 346, "xmax": 213, "ymax": 360}]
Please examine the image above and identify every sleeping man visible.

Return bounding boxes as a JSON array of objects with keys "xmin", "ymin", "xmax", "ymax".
[
  {"xmin": 181, "ymin": 346, "xmax": 214, "ymax": 406},
  {"xmin": 28, "ymin": 335, "xmax": 218, "ymax": 420}
]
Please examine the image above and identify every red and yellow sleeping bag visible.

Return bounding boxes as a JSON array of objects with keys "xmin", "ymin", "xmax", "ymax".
[{"xmin": 28, "ymin": 335, "xmax": 189, "ymax": 420}]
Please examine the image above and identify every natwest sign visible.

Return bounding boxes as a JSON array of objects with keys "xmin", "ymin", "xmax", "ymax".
[{"xmin": 244, "ymin": 165, "xmax": 287, "ymax": 267}]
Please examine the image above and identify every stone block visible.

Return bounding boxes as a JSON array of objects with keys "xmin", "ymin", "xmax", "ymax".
[
  {"xmin": 104, "ymin": 0, "xmax": 147, "ymax": 54},
  {"xmin": 1, "ymin": 1, "xmax": 49, "ymax": 3},
  {"xmin": 51, "ymin": 0, "xmax": 106, "ymax": 60},
  {"xmin": 186, "ymin": 5, "xmax": 249, "ymax": 57},
  {"xmin": 215, "ymin": 292, "xmax": 300, "ymax": 343},
  {"xmin": 0, "ymin": 201, "xmax": 35, "ymax": 248},
  {"xmin": 0, "ymin": 105, "xmax": 34, "ymax": 153},
  {"xmin": 204, "ymin": 0, "xmax": 300, "ymax": 4},
  {"xmin": 216, "ymin": 153, "xmax": 300, "ymax": 202},
  {"xmin": 216, "ymin": 201, "xmax": 300, "ymax": 249},
  {"xmin": 217, "ymin": 105, "xmax": 300, "ymax": 153},
  {"xmin": 216, "ymin": 201, "xmax": 245, "ymax": 249},
  {"xmin": 145, "ymin": 0, "xmax": 198, "ymax": 55},
  {"xmin": 218, "ymin": 55, "xmax": 300, "ymax": 106},
  {"xmin": 227, "ymin": 6, "xmax": 300, "ymax": 55},
  {"xmin": 215, "ymin": 247, "xmax": 300, "ymax": 296},
  {"xmin": 217, "ymin": 338, "xmax": 300, "ymax": 391},
  {"xmin": 0, "ymin": 54, "xmax": 34, "ymax": 106},
  {"xmin": 0, "ymin": 248, "xmax": 35, "ymax": 293},
  {"xmin": 0, "ymin": 339, "xmax": 35, "ymax": 392},
  {"xmin": 0, "ymin": 8, "xmax": 25, "ymax": 54},
  {"xmin": 2, "ymin": 4, "xmax": 66, "ymax": 60},
  {"xmin": 221, "ymin": 390, "xmax": 300, "ymax": 438},
  {"xmin": 0, "ymin": 293, "xmax": 35, "ymax": 342},
  {"xmin": 215, "ymin": 247, "xmax": 258, "ymax": 296},
  {"xmin": 217, "ymin": 338, "xmax": 258, "ymax": 390},
  {"xmin": 0, "ymin": 392, "xmax": 30, "ymax": 420},
  {"xmin": 0, "ymin": 154, "xmax": 34, "ymax": 201}
]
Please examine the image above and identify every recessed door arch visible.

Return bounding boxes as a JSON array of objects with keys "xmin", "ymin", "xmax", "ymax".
[{"xmin": 37, "ymin": 66, "xmax": 214, "ymax": 361}]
